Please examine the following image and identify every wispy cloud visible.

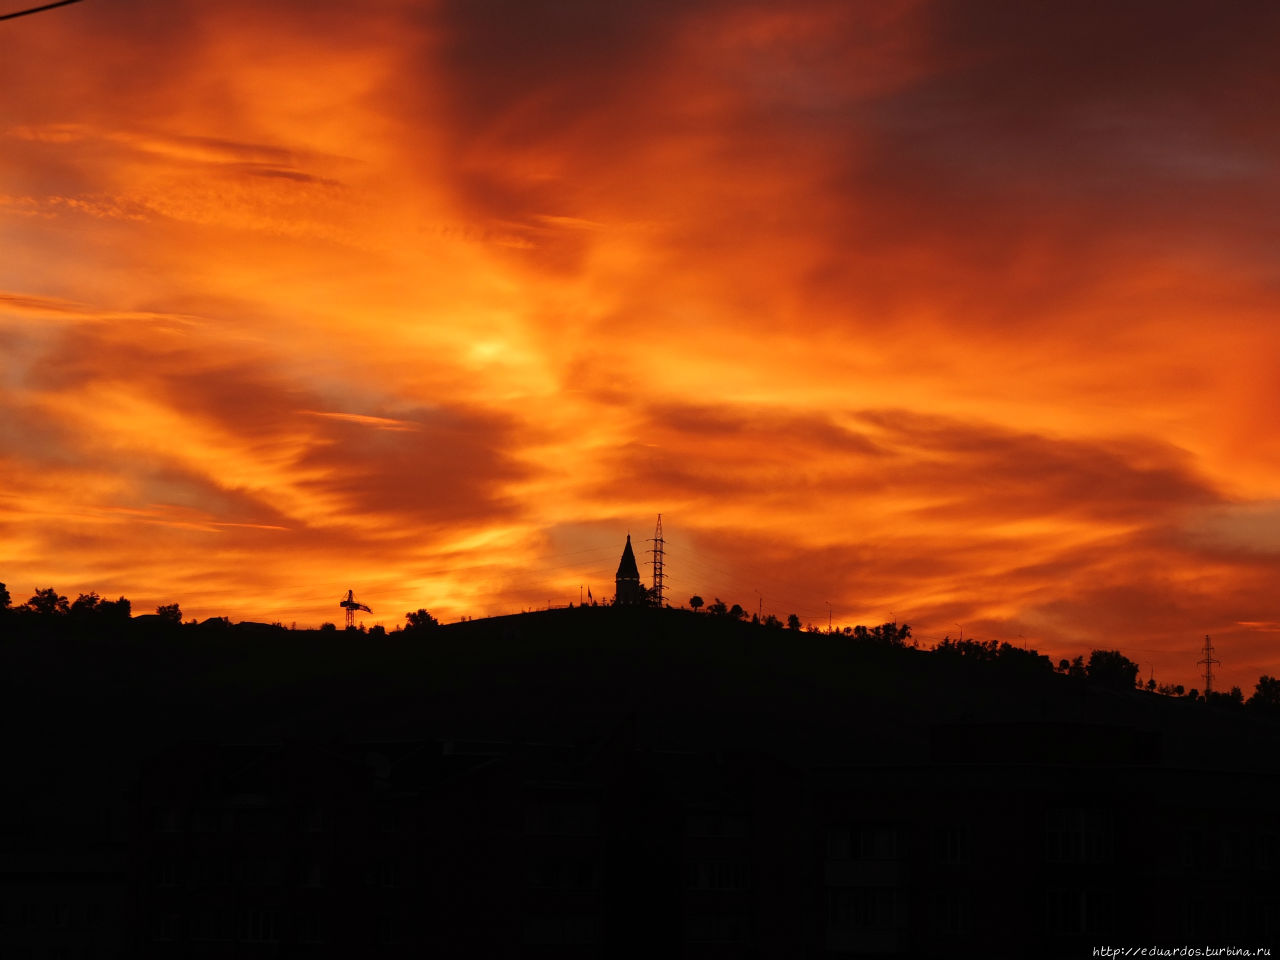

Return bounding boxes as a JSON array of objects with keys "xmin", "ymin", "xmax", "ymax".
[{"xmin": 3, "ymin": 0, "xmax": 1280, "ymax": 686}]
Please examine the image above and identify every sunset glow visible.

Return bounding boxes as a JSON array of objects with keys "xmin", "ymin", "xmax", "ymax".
[{"xmin": 4, "ymin": 0, "xmax": 1280, "ymax": 689}]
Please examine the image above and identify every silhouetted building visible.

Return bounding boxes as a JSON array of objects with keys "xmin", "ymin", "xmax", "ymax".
[
  {"xmin": 614, "ymin": 535, "xmax": 646, "ymax": 606},
  {"xmin": 133, "ymin": 735, "xmax": 807, "ymax": 957},
  {"xmin": 10, "ymin": 604, "xmax": 1280, "ymax": 956},
  {"xmin": 0, "ymin": 804, "xmax": 132, "ymax": 956}
]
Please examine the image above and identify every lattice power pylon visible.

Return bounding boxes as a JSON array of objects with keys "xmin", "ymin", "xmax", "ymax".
[
  {"xmin": 1198, "ymin": 634, "xmax": 1220, "ymax": 695},
  {"xmin": 648, "ymin": 514, "xmax": 666, "ymax": 607},
  {"xmin": 339, "ymin": 589, "xmax": 371, "ymax": 629}
]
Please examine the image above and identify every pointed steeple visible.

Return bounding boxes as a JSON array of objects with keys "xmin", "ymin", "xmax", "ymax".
[
  {"xmin": 614, "ymin": 534, "xmax": 645, "ymax": 605},
  {"xmin": 616, "ymin": 534, "xmax": 640, "ymax": 581}
]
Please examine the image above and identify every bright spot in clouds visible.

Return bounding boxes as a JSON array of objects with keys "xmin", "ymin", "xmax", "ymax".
[{"xmin": 3, "ymin": 0, "xmax": 1280, "ymax": 690}]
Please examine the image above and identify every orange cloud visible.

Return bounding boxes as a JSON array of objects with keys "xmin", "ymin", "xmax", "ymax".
[{"xmin": 3, "ymin": 0, "xmax": 1280, "ymax": 690}]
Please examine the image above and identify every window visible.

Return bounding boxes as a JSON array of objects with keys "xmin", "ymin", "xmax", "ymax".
[
  {"xmin": 827, "ymin": 887, "xmax": 896, "ymax": 932},
  {"xmin": 193, "ymin": 854, "xmax": 232, "ymax": 886},
  {"xmin": 1223, "ymin": 831, "xmax": 1248, "ymax": 871},
  {"xmin": 931, "ymin": 890, "xmax": 969, "ymax": 935},
  {"xmin": 375, "ymin": 857, "xmax": 402, "ymax": 889},
  {"xmin": 827, "ymin": 824, "xmax": 898, "ymax": 861},
  {"xmin": 152, "ymin": 912, "xmax": 182, "ymax": 942},
  {"xmin": 234, "ymin": 807, "xmax": 280, "ymax": 835},
  {"xmin": 300, "ymin": 805, "xmax": 324, "ymax": 833},
  {"xmin": 298, "ymin": 852, "xmax": 325, "ymax": 888},
  {"xmin": 934, "ymin": 825, "xmax": 968, "ymax": 864},
  {"xmin": 299, "ymin": 908, "xmax": 325, "ymax": 943},
  {"xmin": 1045, "ymin": 809, "xmax": 1112, "ymax": 863},
  {"xmin": 685, "ymin": 914, "xmax": 748, "ymax": 942},
  {"xmin": 527, "ymin": 855, "xmax": 602, "ymax": 890},
  {"xmin": 239, "ymin": 909, "xmax": 280, "ymax": 943},
  {"xmin": 523, "ymin": 914, "xmax": 601, "ymax": 945},
  {"xmin": 1045, "ymin": 888, "xmax": 1114, "ymax": 936},
  {"xmin": 191, "ymin": 909, "xmax": 234, "ymax": 942},
  {"xmin": 524, "ymin": 800, "xmax": 600, "ymax": 837},
  {"xmin": 686, "ymin": 860, "xmax": 751, "ymax": 891},
  {"xmin": 237, "ymin": 857, "xmax": 284, "ymax": 886},
  {"xmin": 1259, "ymin": 833, "xmax": 1279, "ymax": 873},
  {"xmin": 375, "ymin": 803, "xmax": 403, "ymax": 835},
  {"xmin": 1180, "ymin": 830, "xmax": 1207, "ymax": 871},
  {"xmin": 685, "ymin": 811, "xmax": 748, "ymax": 837},
  {"xmin": 155, "ymin": 858, "xmax": 180, "ymax": 887},
  {"xmin": 378, "ymin": 910, "xmax": 402, "ymax": 945}
]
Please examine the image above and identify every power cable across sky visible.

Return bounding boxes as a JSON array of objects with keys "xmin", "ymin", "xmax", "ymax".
[{"xmin": 0, "ymin": 0, "xmax": 85, "ymax": 22}]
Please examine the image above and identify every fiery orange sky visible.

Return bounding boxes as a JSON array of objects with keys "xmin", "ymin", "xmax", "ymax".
[{"xmin": 4, "ymin": 0, "xmax": 1280, "ymax": 689}]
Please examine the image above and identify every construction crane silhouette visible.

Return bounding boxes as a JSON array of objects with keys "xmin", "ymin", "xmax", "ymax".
[{"xmin": 339, "ymin": 589, "xmax": 371, "ymax": 629}]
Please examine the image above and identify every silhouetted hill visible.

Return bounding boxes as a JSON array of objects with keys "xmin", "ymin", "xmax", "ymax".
[
  {"xmin": 3, "ymin": 606, "xmax": 1278, "ymax": 956},
  {"xmin": 5, "ymin": 605, "xmax": 1280, "ymax": 792}
]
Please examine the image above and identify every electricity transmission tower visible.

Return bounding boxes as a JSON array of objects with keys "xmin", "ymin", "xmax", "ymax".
[
  {"xmin": 648, "ymin": 514, "xmax": 665, "ymax": 607},
  {"xmin": 1198, "ymin": 634, "xmax": 1220, "ymax": 695}
]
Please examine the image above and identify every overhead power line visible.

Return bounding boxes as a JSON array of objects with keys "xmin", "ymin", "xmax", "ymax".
[{"xmin": 1, "ymin": 0, "xmax": 86, "ymax": 22}]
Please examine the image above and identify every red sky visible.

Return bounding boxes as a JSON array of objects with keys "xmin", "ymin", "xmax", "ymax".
[{"xmin": 3, "ymin": 0, "xmax": 1280, "ymax": 690}]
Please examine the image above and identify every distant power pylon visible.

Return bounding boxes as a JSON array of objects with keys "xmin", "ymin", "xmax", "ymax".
[
  {"xmin": 339, "ymin": 589, "xmax": 371, "ymax": 629},
  {"xmin": 648, "ymin": 514, "xmax": 665, "ymax": 607},
  {"xmin": 1198, "ymin": 634, "xmax": 1220, "ymax": 695}
]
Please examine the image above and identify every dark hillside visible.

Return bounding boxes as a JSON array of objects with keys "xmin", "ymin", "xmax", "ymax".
[
  {"xmin": 9, "ymin": 604, "xmax": 1264, "ymax": 764},
  {"xmin": 2, "ymin": 607, "xmax": 1278, "ymax": 956}
]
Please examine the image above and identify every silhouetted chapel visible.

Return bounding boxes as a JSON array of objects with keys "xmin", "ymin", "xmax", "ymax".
[{"xmin": 614, "ymin": 535, "xmax": 647, "ymax": 606}]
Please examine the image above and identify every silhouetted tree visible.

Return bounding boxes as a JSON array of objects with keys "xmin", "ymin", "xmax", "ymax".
[
  {"xmin": 1085, "ymin": 649, "xmax": 1140, "ymax": 691},
  {"xmin": 932, "ymin": 636, "xmax": 1053, "ymax": 673},
  {"xmin": 787, "ymin": 613, "xmax": 801, "ymax": 631},
  {"xmin": 1206, "ymin": 686, "xmax": 1245, "ymax": 709},
  {"xmin": 728, "ymin": 603, "xmax": 747, "ymax": 621},
  {"xmin": 156, "ymin": 603, "xmax": 182, "ymax": 624},
  {"xmin": 69, "ymin": 593, "xmax": 130, "ymax": 623},
  {"xmin": 689, "ymin": 595, "xmax": 704, "ymax": 613},
  {"xmin": 707, "ymin": 598, "xmax": 728, "ymax": 616},
  {"xmin": 70, "ymin": 592, "xmax": 102, "ymax": 617},
  {"xmin": 23, "ymin": 588, "xmax": 69, "ymax": 616},
  {"xmin": 0, "ymin": 582, "xmax": 9, "ymax": 610},
  {"xmin": 762, "ymin": 614, "xmax": 781, "ymax": 629},
  {"xmin": 852, "ymin": 622, "xmax": 911, "ymax": 647},
  {"xmin": 405, "ymin": 609, "xmax": 440, "ymax": 630},
  {"xmin": 369, "ymin": 624, "xmax": 386, "ymax": 637},
  {"xmin": 1247, "ymin": 675, "xmax": 1280, "ymax": 715},
  {"xmin": 319, "ymin": 622, "xmax": 336, "ymax": 632}
]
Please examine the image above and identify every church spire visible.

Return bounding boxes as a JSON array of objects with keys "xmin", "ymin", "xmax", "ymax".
[{"xmin": 614, "ymin": 535, "xmax": 644, "ymax": 605}]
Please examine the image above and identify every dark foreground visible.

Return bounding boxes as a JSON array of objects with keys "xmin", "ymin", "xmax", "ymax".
[{"xmin": 1, "ymin": 606, "xmax": 1277, "ymax": 958}]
